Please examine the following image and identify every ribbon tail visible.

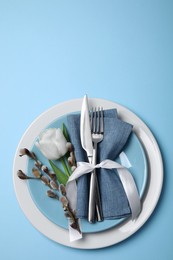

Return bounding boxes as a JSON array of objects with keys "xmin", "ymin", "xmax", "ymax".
[
  {"xmin": 68, "ymin": 219, "xmax": 82, "ymax": 242},
  {"xmin": 66, "ymin": 180, "xmax": 77, "ymax": 211},
  {"xmin": 119, "ymin": 151, "xmax": 132, "ymax": 168},
  {"xmin": 117, "ymin": 168, "xmax": 141, "ymax": 220},
  {"xmin": 65, "ymin": 162, "xmax": 95, "ymax": 242},
  {"xmin": 66, "ymin": 180, "xmax": 82, "ymax": 242}
]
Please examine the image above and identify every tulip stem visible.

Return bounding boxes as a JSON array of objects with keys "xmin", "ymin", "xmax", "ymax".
[{"xmin": 60, "ymin": 157, "xmax": 70, "ymax": 177}]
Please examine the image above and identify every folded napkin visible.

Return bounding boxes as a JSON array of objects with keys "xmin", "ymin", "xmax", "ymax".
[{"xmin": 67, "ymin": 109, "xmax": 133, "ymax": 219}]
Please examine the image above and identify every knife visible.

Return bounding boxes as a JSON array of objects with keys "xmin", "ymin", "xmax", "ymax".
[{"xmin": 80, "ymin": 95, "xmax": 103, "ymax": 223}]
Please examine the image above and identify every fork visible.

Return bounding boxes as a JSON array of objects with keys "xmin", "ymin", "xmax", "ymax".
[{"xmin": 88, "ymin": 107, "xmax": 104, "ymax": 223}]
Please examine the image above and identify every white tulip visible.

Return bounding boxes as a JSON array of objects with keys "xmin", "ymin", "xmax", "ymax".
[{"xmin": 36, "ymin": 128, "xmax": 68, "ymax": 160}]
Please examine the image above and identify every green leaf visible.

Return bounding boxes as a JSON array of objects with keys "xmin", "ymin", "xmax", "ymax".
[
  {"xmin": 62, "ymin": 123, "xmax": 70, "ymax": 142},
  {"xmin": 49, "ymin": 160, "xmax": 68, "ymax": 185},
  {"xmin": 60, "ymin": 157, "xmax": 70, "ymax": 177}
]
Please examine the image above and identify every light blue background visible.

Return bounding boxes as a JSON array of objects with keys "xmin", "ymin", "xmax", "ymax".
[{"xmin": 0, "ymin": 0, "xmax": 172, "ymax": 259}]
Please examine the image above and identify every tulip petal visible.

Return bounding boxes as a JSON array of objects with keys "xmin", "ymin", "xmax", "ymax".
[
  {"xmin": 55, "ymin": 129, "xmax": 68, "ymax": 157},
  {"xmin": 36, "ymin": 140, "xmax": 60, "ymax": 160},
  {"xmin": 36, "ymin": 128, "xmax": 68, "ymax": 160},
  {"xmin": 39, "ymin": 128, "xmax": 56, "ymax": 141}
]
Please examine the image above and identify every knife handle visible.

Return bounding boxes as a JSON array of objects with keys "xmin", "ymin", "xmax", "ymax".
[
  {"xmin": 88, "ymin": 170, "xmax": 97, "ymax": 223},
  {"xmin": 95, "ymin": 177, "xmax": 103, "ymax": 222},
  {"xmin": 88, "ymin": 169, "xmax": 103, "ymax": 223}
]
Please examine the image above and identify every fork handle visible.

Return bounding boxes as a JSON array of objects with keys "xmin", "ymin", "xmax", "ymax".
[
  {"xmin": 95, "ymin": 177, "xmax": 103, "ymax": 222},
  {"xmin": 88, "ymin": 144, "xmax": 103, "ymax": 223}
]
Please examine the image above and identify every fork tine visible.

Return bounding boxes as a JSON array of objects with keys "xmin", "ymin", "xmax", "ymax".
[
  {"xmin": 96, "ymin": 107, "xmax": 100, "ymax": 134},
  {"xmin": 91, "ymin": 107, "xmax": 104, "ymax": 134},
  {"xmin": 100, "ymin": 107, "xmax": 104, "ymax": 134}
]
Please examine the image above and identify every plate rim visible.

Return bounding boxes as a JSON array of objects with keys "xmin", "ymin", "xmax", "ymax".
[{"xmin": 13, "ymin": 98, "xmax": 163, "ymax": 249}]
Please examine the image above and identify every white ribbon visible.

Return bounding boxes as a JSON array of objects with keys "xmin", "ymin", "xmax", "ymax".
[{"xmin": 66, "ymin": 153, "xmax": 141, "ymax": 242}]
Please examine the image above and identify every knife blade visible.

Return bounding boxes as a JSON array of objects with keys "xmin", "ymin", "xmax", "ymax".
[
  {"xmin": 80, "ymin": 95, "xmax": 93, "ymax": 159},
  {"xmin": 80, "ymin": 95, "xmax": 103, "ymax": 223}
]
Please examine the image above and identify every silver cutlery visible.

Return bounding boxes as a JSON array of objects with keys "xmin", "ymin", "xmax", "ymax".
[
  {"xmin": 80, "ymin": 95, "xmax": 103, "ymax": 223},
  {"xmin": 88, "ymin": 107, "xmax": 104, "ymax": 223}
]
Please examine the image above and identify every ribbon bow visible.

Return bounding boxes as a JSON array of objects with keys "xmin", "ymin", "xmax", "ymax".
[{"xmin": 66, "ymin": 152, "xmax": 141, "ymax": 241}]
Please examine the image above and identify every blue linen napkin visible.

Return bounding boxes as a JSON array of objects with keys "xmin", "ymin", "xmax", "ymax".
[{"xmin": 67, "ymin": 109, "xmax": 133, "ymax": 219}]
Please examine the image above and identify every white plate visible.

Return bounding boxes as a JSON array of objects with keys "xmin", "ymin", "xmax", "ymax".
[
  {"xmin": 27, "ymin": 114, "xmax": 147, "ymax": 233},
  {"xmin": 13, "ymin": 98, "xmax": 163, "ymax": 249}
]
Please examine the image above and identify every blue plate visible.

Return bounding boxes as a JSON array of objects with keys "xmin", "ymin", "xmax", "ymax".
[{"xmin": 27, "ymin": 113, "xmax": 147, "ymax": 233}]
